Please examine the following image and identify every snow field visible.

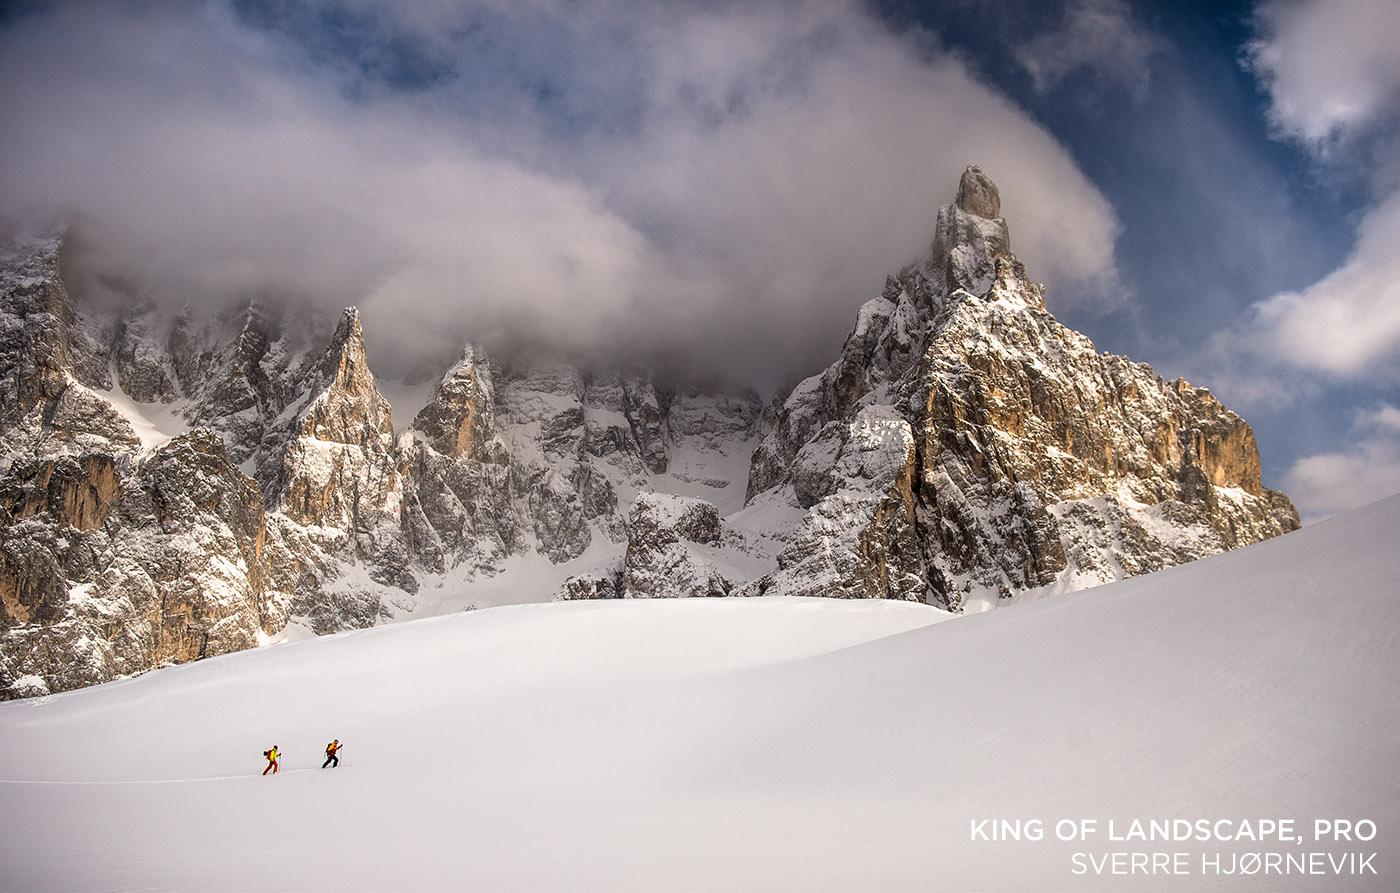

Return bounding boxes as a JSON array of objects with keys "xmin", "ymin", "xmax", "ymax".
[{"xmin": 2, "ymin": 496, "xmax": 1399, "ymax": 890}]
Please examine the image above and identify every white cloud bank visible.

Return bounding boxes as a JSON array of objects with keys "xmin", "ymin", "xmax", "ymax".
[
  {"xmin": 0, "ymin": 0, "xmax": 1122, "ymax": 386},
  {"xmin": 1237, "ymin": 194, "xmax": 1400, "ymax": 379},
  {"xmin": 1247, "ymin": 0, "xmax": 1400, "ymax": 149}
]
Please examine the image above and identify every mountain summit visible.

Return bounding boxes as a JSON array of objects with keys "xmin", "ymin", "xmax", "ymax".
[
  {"xmin": 0, "ymin": 167, "xmax": 1297, "ymax": 696},
  {"xmin": 955, "ymin": 164, "xmax": 1001, "ymax": 218}
]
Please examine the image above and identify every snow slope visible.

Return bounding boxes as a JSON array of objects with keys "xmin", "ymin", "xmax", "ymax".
[
  {"xmin": 2, "ymin": 496, "xmax": 1398, "ymax": 891},
  {"xmin": 96, "ymin": 385, "xmax": 191, "ymax": 452}
]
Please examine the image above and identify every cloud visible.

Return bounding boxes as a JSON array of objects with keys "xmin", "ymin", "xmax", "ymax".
[
  {"xmin": 1205, "ymin": 0, "xmax": 1400, "ymax": 392},
  {"xmin": 1015, "ymin": 0, "xmax": 1163, "ymax": 99},
  {"xmin": 1247, "ymin": 0, "xmax": 1400, "ymax": 149},
  {"xmin": 1228, "ymin": 190, "xmax": 1400, "ymax": 380},
  {"xmin": 0, "ymin": 0, "xmax": 1123, "ymax": 388},
  {"xmin": 1282, "ymin": 404, "xmax": 1400, "ymax": 521}
]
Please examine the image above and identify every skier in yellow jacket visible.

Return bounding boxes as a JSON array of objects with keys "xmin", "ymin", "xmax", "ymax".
[
  {"xmin": 322, "ymin": 739, "xmax": 341, "ymax": 769},
  {"xmin": 262, "ymin": 745, "xmax": 280, "ymax": 775}
]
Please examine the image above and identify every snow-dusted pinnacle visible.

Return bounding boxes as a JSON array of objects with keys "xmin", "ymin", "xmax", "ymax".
[
  {"xmin": 955, "ymin": 165, "xmax": 1001, "ymax": 219},
  {"xmin": 904, "ymin": 165, "xmax": 1014, "ymax": 303},
  {"xmin": 321, "ymin": 307, "xmax": 368, "ymax": 378}
]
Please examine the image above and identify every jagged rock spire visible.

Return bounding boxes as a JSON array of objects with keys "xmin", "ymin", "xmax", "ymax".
[
  {"xmin": 411, "ymin": 344, "xmax": 495, "ymax": 459},
  {"xmin": 301, "ymin": 306, "xmax": 393, "ymax": 444},
  {"xmin": 922, "ymin": 164, "xmax": 1012, "ymax": 301},
  {"xmin": 955, "ymin": 165, "xmax": 1001, "ymax": 219}
]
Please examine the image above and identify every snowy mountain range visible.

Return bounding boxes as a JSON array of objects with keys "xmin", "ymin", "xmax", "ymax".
[{"xmin": 1, "ymin": 167, "xmax": 1297, "ymax": 698}]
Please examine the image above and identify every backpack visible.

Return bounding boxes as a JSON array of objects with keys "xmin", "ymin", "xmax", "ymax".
[{"xmin": 263, "ymin": 750, "xmax": 271, "ymax": 759}]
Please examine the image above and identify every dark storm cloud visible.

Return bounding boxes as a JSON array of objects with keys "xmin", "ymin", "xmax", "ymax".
[{"xmin": 0, "ymin": 0, "xmax": 1122, "ymax": 389}]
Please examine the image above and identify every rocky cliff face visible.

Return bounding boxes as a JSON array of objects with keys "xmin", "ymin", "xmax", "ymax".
[
  {"xmin": 0, "ymin": 236, "xmax": 139, "ymax": 460},
  {"xmin": 0, "ymin": 237, "xmax": 286, "ymax": 697},
  {"xmin": 398, "ymin": 345, "xmax": 513, "ymax": 577},
  {"xmin": 747, "ymin": 166, "xmax": 1298, "ymax": 610},
  {"xmin": 0, "ymin": 166, "xmax": 1299, "ymax": 697},
  {"xmin": 1, "ymin": 429, "xmax": 286, "ymax": 697},
  {"xmin": 0, "ymin": 237, "xmax": 765, "ymax": 695}
]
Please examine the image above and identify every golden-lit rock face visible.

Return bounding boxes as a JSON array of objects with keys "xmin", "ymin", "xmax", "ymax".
[
  {"xmin": 276, "ymin": 308, "xmax": 400, "ymax": 531},
  {"xmin": 296, "ymin": 310, "xmax": 394, "ymax": 446},
  {"xmin": 1, "ymin": 431, "xmax": 283, "ymax": 694},
  {"xmin": 750, "ymin": 167, "xmax": 1298, "ymax": 611},
  {"xmin": 134, "ymin": 430, "xmax": 277, "ymax": 667},
  {"xmin": 910, "ymin": 259, "xmax": 1296, "ymax": 609},
  {"xmin": 2, "ymin": 454, "xmax": 119, "ymax": 532},
  {"xmin": 411, "ymin": 345, "xmax": 494, "ymax": 460}
]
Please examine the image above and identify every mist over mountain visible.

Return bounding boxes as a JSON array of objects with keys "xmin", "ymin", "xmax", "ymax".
[{"xmin": 0, "ymin": 0, "xmax": 1127, "ymax": 396}]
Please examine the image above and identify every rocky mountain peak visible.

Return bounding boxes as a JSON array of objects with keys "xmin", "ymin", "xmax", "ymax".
[
  {"xmin": 320, "ymin": 307, "xmax": 371, "ymax": 389},
  {"xmin": 325, "ymin": 306, "xmax": 363, "ymax": 356},
  {"xmin": 268, "ymin": 304, "xmax": 399, "ymax": 542},
  {"xmin": 299, "ymin": 306, "xmax": 392, "ymax": 444},
  {"xmin": 901, "ymin": 165, "xmax": 1013, "ymax": 304},
  {"xmin": 411, "ymin": 344, "xmax": 495, "ymax": 459},
  {"xmin": 747, "ymin": 164, "xmax": 1298, "ymax": 611},
  {"xmin": 955, "ymin": 164, "xmax": 1001, "ymax": 219}
]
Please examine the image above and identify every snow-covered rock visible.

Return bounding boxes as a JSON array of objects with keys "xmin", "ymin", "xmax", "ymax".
[
  {"xmin": 1, "ymin": 429, "xmax": 286, "ymax": 697},
  {"xmin": 398, "ymin": 345, "xmax": 515, "ymax": 577},
  {"xmin": 621, "ymin": 492, "xmax": 731, "ymax": 599},
  {"xmin": 559, "ymin": 492, "xmax": 735, "ymax": 601},
  {"xmin": 1, "ymin": 238, "xmax": 292, "ymax": 694},
  {"xmin": 755, "ymin": 405, "xmax": 924, "ymax": 601},
  {"xmin": 113, "ymin": 302, "xmax": 180, "ymax": 404},
  {"xmin": 0, "ymin": 234, "xmax": 137, "ymax": 461}
]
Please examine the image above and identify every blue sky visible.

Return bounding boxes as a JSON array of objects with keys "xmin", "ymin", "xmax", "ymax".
[
  {"xmin": 876, "ymin": 0, "xmax": 1400, "ymax": 517},
  {"xmin": 1, "ymin": 0, "xmax": 1398, "ymax": 520}
]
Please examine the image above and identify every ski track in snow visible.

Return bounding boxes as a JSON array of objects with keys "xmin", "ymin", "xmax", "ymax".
[
  {"xmin": 1, "ymin": 776, "xmax": 248, "ymax": 785},
  {"xmin": 0, "ymin": 768, "xmax": 322, "ymax": 785}
]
